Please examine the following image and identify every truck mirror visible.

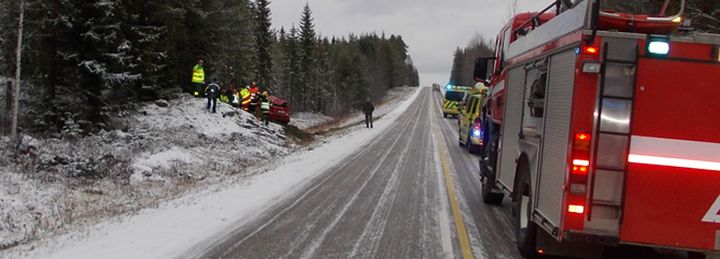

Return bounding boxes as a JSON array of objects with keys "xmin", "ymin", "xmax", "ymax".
[{"xmin": 474, "ymin": 57, "xmax": 496, "ymax": 83}]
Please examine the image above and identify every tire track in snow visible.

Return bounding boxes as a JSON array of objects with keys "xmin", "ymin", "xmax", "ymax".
[
  {"xmin": 298, "ymin": 96, "xmax": 425, "ymax": 259},
  {"xmin": 348, "ymin": 97, "xmax": 427, "ymax": 258},
  {"xmin": 215, "ymin": 95, "xmax": 423, "ymax": 259}
]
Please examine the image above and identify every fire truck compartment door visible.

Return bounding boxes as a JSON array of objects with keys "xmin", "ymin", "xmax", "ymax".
[{"xmin": 620, "ymin": 58, "xmax": 720, "ymax": 252}]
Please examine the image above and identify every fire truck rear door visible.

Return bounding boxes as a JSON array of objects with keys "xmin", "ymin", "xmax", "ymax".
[{"xmin": 620, "ymin": 51, "xmax": 720, "ymax": 252}]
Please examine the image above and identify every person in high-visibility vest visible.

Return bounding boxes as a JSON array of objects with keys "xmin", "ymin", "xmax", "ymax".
[
  {"xmin": 240, "ymin": 86, "xmax": 251, "ymax": 111},
  {"xmin": 191, "ymin": 59, "xmax": 205, "ymax": 97},
  {"xmin": 260, "ymin": 91, "xmax": 271, "ymax": 126}
]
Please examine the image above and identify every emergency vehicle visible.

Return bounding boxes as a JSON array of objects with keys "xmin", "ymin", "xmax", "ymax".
[
  {"xmin": 475, "ymin": 0, "xmax": 720, "ymax": 258},
  {"xmin": 268, "ymin": 96, "xmax": 291, "ymax": 124},
  {"xmin": 443, "ymin": 85, "xmax": 472, "ymax": 118},
  {"xmin": 457, "ymin": 84, "xmax": 489, "ymax": 153}
]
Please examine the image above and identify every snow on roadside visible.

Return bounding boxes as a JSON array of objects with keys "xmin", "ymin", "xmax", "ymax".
[
  {"xmin": 7, "ymin": 88, "xmax": 421, "ymax": 259},
  {"xmin": 290, "ymin": 112, "xmax": 334, "ymax": 130},
  {"xmin": 0, "ymin": 95, "xmax": 290, "ymax": 255},
  {"xmin": 306, "ymin": 86, "xmax": 418, "ymax": 133}
]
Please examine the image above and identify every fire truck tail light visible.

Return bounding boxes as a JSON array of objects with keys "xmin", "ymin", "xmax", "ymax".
[
  {"xmin": 568, "ymin": 204, "xmax": 585, "ymax": 214},
  {"xmin": 582, "ymin": 46, "xmax": 599, "ymax": 55},
  {"xmin": 574, "ymin": 133, "xmax": 592, "ymax": 151},
  {"xmin": 582, "ymin": 62, "xmax": 601, "ymax": 73}
]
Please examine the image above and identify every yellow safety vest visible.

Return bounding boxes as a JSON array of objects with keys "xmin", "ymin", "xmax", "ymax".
[{"xmin": 192, "ymin": 64, "xmax": 205, "ymax": 83}]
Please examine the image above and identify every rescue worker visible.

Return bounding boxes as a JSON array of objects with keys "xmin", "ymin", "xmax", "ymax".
[
  {"xmin": 191, "ymin": 59, "xmax": 205, "ymax": 97},
  {"xmin": 240, "ymin": 86, "xmax": 251, "ymax": 111},
  {"xmin": 220, "ymin": 79, "xmax": 236, "ymax": 104},
  {"xmin": 232, "ymin": 90, "xmax": 241, "ymax": 107},
  {"xmin": 363, "ymin": 98, "xmax": 375, "ymax": 128},
  {"xmin": 249, "ymin": 87, "xmax": 260, "ymax": 115},
  {"xmin": 248, "ymin": 82, "xmax": 259, "ymax": 96},
  {"xmin": 205, "ymin": 79, "xmax": 221, "ymax": 113},
  {"xmin": 260, "ymin": 91, "xmax": 271, "ymax": 126}
]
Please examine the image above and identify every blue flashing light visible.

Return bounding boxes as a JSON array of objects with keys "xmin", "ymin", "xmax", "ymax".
[
  {"xmin": 473, "ymin": 129, "xmax": 481, "ymax": 137},
  {"xmin": 647, "ymin": 36, "xmax": 670, "ymax": 56},
  {"xmin": 446, "ymin": 84, "xmax": 453, "ymax": 89}
]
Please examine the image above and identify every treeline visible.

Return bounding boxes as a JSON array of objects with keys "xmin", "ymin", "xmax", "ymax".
[
  {"xmin": 273, "ymin": 5, "xmax": 419, "ymax": 115},
  {"xmin": 449, "ymin": 0, "xmax": 720, "ymax": 86},
  {"xmin": 0, "ymin": 0, "xmax": 418, "ymax": 135},
  {"xmin": 449, "ymin": 36, "xmax": 494, "ymax": 87}
]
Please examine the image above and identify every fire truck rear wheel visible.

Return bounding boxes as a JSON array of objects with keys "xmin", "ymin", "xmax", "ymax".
[{"xmin": 514, "ymin": 170, "xmax": 538, "ymax": 258}]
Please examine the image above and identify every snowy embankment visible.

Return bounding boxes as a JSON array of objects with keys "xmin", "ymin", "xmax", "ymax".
[
  {"xmin": 289, "ymin": 112, "xmax": 334, "ymax": 130},
  {"xmin": 4, "ymin": 87, "xmax": 421, "ymax": 259},
  {"xmin": 0, "ymin": 96, "xmax": 288, "ymax": 254},
  {"xmin": 302, "ymin": 86, "xmax": 418, "ymax": 134}
]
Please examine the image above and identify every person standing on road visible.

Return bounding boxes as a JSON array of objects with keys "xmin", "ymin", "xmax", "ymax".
[
  {"xmin": 205, "ymin": 79, "xmax": 221, "ymax": 113},
  {"xmin": 260, "ymin": 91, "xmax": 272, "ymax": 126},
  {"xmin": 191, "ymin": 59, "xmax": 205, "ymax": 97},
  {"xmin": 363, "ymin": 98, "xmax": 375, "ymax": 128}
]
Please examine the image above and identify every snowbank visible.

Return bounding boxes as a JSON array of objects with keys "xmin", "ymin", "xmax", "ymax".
[
  {"xmin": 6, "ymin": 88, "xmax": 421, "ymax": 259},
  {"xmin": 0, "ymin": 96, "xmax": 290, "ymax": 254},
  {"xmin": 305, "ymin": 86, "xmax": 418, "ymax": 133},
  {"xmin": 290, "ymin": 112, "xmax": 334, "ymax": 130}
]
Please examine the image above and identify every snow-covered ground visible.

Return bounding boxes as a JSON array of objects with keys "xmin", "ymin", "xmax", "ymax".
[
  {"xmin": 0, "ymin": 96, "xmax": 289, "ymax": 253},
  {"xmin": 303, "ymin": 86, "xmax": 418, "ymax": 134},
  {"xmin": 1, "ymin": 87, "xmax": 421, "ymax": 259},
  {"xmin": 290, "ymin": 112, "xmax": 334, "ymax": 130}
]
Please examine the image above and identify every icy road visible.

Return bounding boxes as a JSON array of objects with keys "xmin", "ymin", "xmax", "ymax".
[
  {"xmin": 196, "ymin": 88, "xmax": 519, "ymax": 258},
  {"xmin": 195, "ymin": 88, "xmax": 691, "ymax": 259}
]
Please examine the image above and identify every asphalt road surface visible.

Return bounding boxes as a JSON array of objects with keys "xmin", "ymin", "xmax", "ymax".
[{"xmin": 195, "ymin": 87, "xmax": 690, "ymax": 259}]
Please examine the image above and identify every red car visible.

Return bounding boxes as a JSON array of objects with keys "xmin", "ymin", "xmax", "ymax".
[{"xmin": 268, "ymin": 96, "xmax": 290, "ymax": 124}]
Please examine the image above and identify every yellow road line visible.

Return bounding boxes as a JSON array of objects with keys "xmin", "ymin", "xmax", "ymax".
[{"xmin": 432, "ymin": 116, "xmax": 474, "ymax": 259}]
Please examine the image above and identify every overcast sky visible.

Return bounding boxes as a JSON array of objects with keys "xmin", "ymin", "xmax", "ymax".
[{"xmin": 270, "ymin": 0, "xmax": 552, "ymax": 86}]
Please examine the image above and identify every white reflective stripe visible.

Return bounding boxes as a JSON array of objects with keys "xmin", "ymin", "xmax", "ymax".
[
  {"xmin": 629, "ymin": 136, "xmax": 720, "ymax": 172},
  {"xmin": 629, "ymin": 155, "xmax": 720, "ymax": 172}
]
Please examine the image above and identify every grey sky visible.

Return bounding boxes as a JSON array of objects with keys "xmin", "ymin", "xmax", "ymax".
[{"xmin": 270, "ymin": 0, "xmax": 552, "ymax": 86}]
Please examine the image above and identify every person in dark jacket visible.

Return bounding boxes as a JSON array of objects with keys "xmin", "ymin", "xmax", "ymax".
[
  {"xmin": 362, "ymin": 98, "xmax": 375, "ymax": 128},
  {"xmin": 205, "ymin": 79, "xmax": 221, "ymax": 113}
]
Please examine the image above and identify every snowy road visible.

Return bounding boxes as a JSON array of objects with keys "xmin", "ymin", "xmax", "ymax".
[
  {"xmin": 199, "ymin": 88, "xmax": 458, "ymax": 258},
  {"xmin": 197, "ymin": 88, "xmax": 516, "ymax": 259},
  {"xmin": 195, "ymin": 88, "xmax": 691, "ymax": 259}
]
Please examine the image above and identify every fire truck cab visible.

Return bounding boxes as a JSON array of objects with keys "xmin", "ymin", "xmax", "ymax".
[{"xmin": 476, "ymin": 0, "xmax": 720, "ymax": 258}]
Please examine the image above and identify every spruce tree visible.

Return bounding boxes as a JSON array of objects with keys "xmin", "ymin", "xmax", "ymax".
[
  {"xmin": 298, "ymin": 3, "xmax": 316, "ymax": 111},
  {"xmin": 254, "ymin": 0, "xmax": 273, "ymax": 89},
  {"xmin": 450, "ymin": 47, "xmax": 464, "ymax": 85}
]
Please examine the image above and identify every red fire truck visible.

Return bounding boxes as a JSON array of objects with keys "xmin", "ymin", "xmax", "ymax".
[{"xmin": 475, "ymin": 0, "xmax": 720, "ymax": 258}]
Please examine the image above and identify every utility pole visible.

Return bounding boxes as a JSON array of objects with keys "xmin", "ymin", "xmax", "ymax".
[{"xmin": 11, "ymin": 0, "xmax": 25, "ymax": 139}]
